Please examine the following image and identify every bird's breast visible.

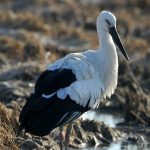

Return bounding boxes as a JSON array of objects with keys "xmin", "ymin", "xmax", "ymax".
[{"xmin": 98, "ymin": 57, "xmax": 118, "ymax": 99}]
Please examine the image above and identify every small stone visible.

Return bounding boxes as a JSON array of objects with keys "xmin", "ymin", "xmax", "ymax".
[
  {"xmin": 20, "ymin": 140, "xmax": 39, "ymax": 149},
  {"xmin": 24, "ymin": 133, "xmax": 32, "ymax": 139}
]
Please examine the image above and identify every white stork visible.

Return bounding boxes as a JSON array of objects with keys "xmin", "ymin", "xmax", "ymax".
[{"xmin": 19, "ymin": 11, "xmax": 129, "ymax": 149}]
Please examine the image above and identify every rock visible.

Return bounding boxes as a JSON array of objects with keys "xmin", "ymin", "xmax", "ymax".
[{"xmin": 19, "ymin": 140, "xmax": 39, "ymax": 149}]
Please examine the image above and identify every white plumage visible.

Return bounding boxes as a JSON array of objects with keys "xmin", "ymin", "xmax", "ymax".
[{"xmin": 46, "ymin": 11, "xmax": 121, "ymax": 109}]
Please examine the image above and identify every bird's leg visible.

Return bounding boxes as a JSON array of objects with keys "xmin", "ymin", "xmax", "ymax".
[
  {"xmin": 64, "ymin": 123, "xmax": 72, "ymax": 150},
  {"xmin": 59, "ymin": 126, "xmax": 64, "ymax": 150}
]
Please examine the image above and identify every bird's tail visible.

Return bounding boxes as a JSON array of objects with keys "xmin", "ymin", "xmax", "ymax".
[{"xmin": 18, "ymin": 96, "xmax": 32, "ymax": 135}]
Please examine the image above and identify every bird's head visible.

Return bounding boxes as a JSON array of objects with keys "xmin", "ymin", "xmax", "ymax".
[{"xmin": 97, "ymin": 11, "xmax": 129, "ymax": 61}]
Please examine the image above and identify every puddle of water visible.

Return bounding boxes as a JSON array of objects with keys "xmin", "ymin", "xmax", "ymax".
[
  {"xmin": 99, "ymin": 142, "xmax": 149, "ymax": 150},
  {"xmin": 81, "ymin": 110, "xmax": 124, "ymax": 127},
  {"xmin": 81, "ymin": 110, "xmax": 150, "ymax": 150},
  {"xmin": 81, "ymin": 142, "xmax": 150, "ymax": 150}
]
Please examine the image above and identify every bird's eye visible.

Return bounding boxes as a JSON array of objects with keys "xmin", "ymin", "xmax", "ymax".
[{"xmin": 105, "ymin": 19, "xmax": 110, "ymax": 26}]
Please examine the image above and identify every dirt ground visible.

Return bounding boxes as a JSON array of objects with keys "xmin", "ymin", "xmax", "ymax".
[{"xmin": 0, "ymin": 0, "xmax": 150, "ymax": 149}]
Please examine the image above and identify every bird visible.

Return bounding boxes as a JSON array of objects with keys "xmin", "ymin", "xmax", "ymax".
[{"xmin": 19, "ymin": 11, "xmax": 129, "ymax": 150}]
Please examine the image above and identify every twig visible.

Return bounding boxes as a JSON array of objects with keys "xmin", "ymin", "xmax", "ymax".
[{"xmin": 130, "ymin": 111, "xmax": 148, "ymax": 125}]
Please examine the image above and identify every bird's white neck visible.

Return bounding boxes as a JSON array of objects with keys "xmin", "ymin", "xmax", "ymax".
[
  {"xmin": 98, "ymin": 28, "xmax": 112, "ymax": 47},
  {"xmin": 96, "ymin": 29, "xmax": 118, "ymax": 98},
  {"xmin": 98, "ymin": 29, "xmax": 118, "ymax": 64}
]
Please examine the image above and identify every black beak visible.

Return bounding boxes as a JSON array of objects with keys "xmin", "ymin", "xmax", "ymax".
[{"xmin": 109, "ymin": 27, "xmax": 129, "ymax": 61}]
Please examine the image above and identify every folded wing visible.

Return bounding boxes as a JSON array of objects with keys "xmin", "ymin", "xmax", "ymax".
[{"xmin": 19, "ymin": 68, "xmax": 89, "ymax": 136}]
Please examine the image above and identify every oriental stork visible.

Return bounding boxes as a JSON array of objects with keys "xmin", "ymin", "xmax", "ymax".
[{"xmin": 19, "ymin": 11, "xmax": 129, "ymax": 150}]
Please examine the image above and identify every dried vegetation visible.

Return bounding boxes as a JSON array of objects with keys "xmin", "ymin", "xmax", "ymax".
[
  {"xmin": 0, "ymin": 103, "xmax": 19, "ymax": 149},
  {"xmin": 0, "ymin": 0, "xmax": 150, "ymax": 149}
]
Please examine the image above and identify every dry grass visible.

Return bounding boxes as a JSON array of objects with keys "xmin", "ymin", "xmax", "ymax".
[
  {"xmin": 125, "ymin": 37, "xmax": 149, "ymax": 56},
  {"xmin": 0, "ymin": 11, "xmax": 49, "ymax": 32},
  {"xmin": 0, "ymin": 103, "xmax": 19, "ymax": 149},
  {"xmin": 23, "ymin": 40, "xmax": 45, "ymax": 61},
  {"xmin": 0, "ymin": 36, "xmax": 24, "ymax": 61},
  {"xmin": 0, "ymin": 36, "xmax": 45, "ymax": 62}
]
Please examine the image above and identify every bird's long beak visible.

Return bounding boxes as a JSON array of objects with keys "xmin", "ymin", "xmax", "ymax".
[{"xmin": 109, "ymin": 27, "xmax": 129, "ymax": 61}]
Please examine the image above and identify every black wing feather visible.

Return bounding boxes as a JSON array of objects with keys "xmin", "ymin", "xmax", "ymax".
[
  {"xmin": 35, "ymin": 69, "xmax": 76, "ymax": 95},
  {"xmin": 19, "ymin": 68, "xmax": 90, "ymax": 136},
  {"xmin": 57, "ymin": 111, "xmax": 83, "ymax": 127}
]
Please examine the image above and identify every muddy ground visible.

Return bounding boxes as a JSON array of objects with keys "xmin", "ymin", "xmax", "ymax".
[{"xmin": 0, "ymin": 0, "xmax": 150, "ymax": 149}]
